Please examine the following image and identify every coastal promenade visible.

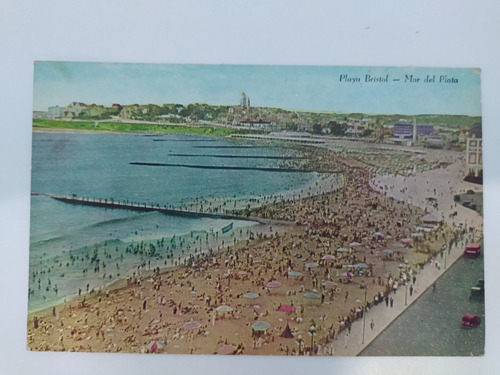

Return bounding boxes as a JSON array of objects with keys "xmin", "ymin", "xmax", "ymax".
[
  {"xmin": 329, "ymin": 155, "xmax": 483, "ymax": 356},
  {"xmin": 361, "ymin": 237, "xmax": 484, "ymax": 356},
  {"xmin": 330, "ymin": 231, "xmax": 477, "ymax": 356}
]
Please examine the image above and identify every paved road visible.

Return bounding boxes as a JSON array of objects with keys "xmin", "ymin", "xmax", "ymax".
[{"xmin": 360, "ymin": 245, "xmax": 484, "ymax": 356}]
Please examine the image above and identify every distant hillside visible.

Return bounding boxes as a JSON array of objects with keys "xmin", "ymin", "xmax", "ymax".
[{"xmin": 35, "ymin": 102, "xmax": 482, "ymax": 134}]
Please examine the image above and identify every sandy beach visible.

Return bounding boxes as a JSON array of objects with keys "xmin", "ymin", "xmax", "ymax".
[{"xmin": 27, "ymin": 141, "xmax": 482, "ymax": 355}]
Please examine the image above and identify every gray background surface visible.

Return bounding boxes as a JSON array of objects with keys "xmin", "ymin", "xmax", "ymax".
[{"xmin": 0, "ymin": 1, "xmax": 499, "ymax": 374}]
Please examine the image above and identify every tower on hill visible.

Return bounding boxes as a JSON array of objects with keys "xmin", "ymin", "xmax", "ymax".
[{"xmin": 239, "ymin": 91, "xmax": 250, "ymax": 108}]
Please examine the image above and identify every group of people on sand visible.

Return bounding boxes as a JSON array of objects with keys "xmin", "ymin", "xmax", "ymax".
[{"xmin": 27, "ymin": 144, "xmax": 481, "ymax": 355}]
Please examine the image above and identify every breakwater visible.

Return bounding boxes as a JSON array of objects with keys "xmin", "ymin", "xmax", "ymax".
[
  {"xmin": 130, "ymin": 161, "xmax": 339, "ymax": 174},
  {"xmin": 168, "ymin": 153, "xmax": 306, "ymax": 160},
  {"xmin": 31, "ymin": 193, "xmax": 266, "ymax": 223}
]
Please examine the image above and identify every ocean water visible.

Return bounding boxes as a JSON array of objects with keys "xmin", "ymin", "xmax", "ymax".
[{"xmin": 28, "ymin": 131, "xmax": 315, "ymax": 312}]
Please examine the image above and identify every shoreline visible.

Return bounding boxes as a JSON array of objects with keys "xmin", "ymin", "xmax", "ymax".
[
  {"xmin": 28, "ymin": 133, "xmax": 343, "ymax": 315},
  {"xmin": 32, "ymin": 119, "xmax": 239, "ymax": 137},
  {"xmin": 27, "ymin": 170, "xmax": 341, "ymax": 315}
]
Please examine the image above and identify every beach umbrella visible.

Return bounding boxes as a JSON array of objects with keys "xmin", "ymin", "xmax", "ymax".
[
  {"xmin": 402, "ymin": 238, "xmax": 413, "ymax": 243},
  {"xmin": 373, "ymin": 232, "xmax": 385, "ymax": 238},
  {"xmin": 322, "ymin": 254, "xmax": 335, "ymax": 260},
  {"xmin": 381, "ymin": 249, "xmax": 394, "ymax": 254},
  {"xmin": 288, "ymin": 271, "xmax": 302, "ymax": 277},
  {"xmin": 420, "ymin": 213, "xmax": 442, "ymax": 223},
  {"xmin": 266, "ymin": 281, "xmax": 281, "ymax": 288},
  {"xmin": 411, "ymin": 233, "xmax": 421, "ymax": 237},
  {"xmin": 303, "ymin": 291, "xmax": 320, "ymax": 299},
  {"xmin": 216, "ymin": 305, "xmax": 233, "ymax": 313},
  {"xmin": 243, "ymin": 292, "xmax": 259, "ymax": 299},
  {"xmin": 336, "ymin": 248, "xmax": 349, "ymax": 253},
  {"xmin": 349, "ymin": 241, "xmax": 361, "ymax": 247},
  {"xmin": 183, "ymin": 321, "xmax": 201, "ymax": 330},
  {"xmin": 252, "ymin": 321, "xmax": 271, "ymax": 332},
  {"xmin": 277, "ymin": 304, "xmax": 296, "ymax": 313},
  {"xmin": 339, "ymin": 271, "xmax": 353, "ymax": 278},
  {"xmin": 392, "ymin": 243, "xmax": 404, "ymax": 249},
  {"xmin": 217, "ymin": 344, "xmax": 236, "ymax": 355},
  {"xmin": 321, "ymin": 281, "xmax": 338, "ymax": 288},
  {"xmin": 238, "ymin": 271, "xmax": 247, "ymax": 275},
  {"xmin": 354, "ymin": 263, "xmax": 368, "ymax": 269},
  {"xmin": 148, "ymin": 340, "xmax": 166, "ymax": 353},
  {"xmin": 305, "ymin": 262, "xmax": 319, "ymax": 268}
]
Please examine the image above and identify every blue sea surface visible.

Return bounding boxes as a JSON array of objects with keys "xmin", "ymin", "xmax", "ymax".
[{"xmin": 29, "ymin": 131, "xmax": 314, "ymax": 312}]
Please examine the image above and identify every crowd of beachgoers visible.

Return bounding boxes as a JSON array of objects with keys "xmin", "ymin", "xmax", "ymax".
[{"xmin": 27, "ymin": 139, "xmax": 482, "ymax": 355}]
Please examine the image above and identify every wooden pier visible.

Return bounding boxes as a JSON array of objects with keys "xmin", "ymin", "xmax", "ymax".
[{"xmin": 31, "ymin": 192, "xmax": 270, "ymax": 224}]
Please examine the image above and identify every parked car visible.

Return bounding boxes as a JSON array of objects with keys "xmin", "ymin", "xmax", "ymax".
[
  {"xmin": 464, "ymin": 243, "xmax": 481, "ymax": 258},
  {"xmin": 461, "ymin": 314, "xmax": 481, "ymax": 328},
  {"xmin": 470, "ymin": 279, "xmax": 485, "ymax": 301}
]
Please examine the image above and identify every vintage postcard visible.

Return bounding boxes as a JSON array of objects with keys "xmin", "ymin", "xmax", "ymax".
[{"xmin": 28, "ymin": 62, "xmax": 483, "ymax": 356}]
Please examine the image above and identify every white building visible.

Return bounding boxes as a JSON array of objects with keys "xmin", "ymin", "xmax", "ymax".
[
  {"xmin": 48, "ymin": 106, "xmax": 61, "ymax": 119},
  {"xmin": 466, "ymin": 135, "xmax": 482, "ymax": 177},
  {"xmin": 239, "ymin": 92, "xmax": 250, "ymax": 108}
]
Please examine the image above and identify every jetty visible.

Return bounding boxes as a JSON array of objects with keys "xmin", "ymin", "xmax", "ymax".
[
  {"xmin": 129, "ymin": 162, "xmax": 340, "ymax": 174},
  {"xmin": 31, "ymin": 193, "xmax": 274, "ymax": 224},
  {"xmin": 168, "ymin": 153, "xmax": 307, "ymax": 160}
]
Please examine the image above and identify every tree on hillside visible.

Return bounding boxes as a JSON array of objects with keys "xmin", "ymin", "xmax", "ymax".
[
  {"xmin": 330, "ymin": 122, "xmax": 347, "ymax": 136},
  {"xmin": 313, "ymin": 123, "xmax": 323, "ymax": 134}
]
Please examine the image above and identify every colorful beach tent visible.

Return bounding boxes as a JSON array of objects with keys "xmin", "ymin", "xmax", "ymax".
[
  {"xmin": 148, "ymin": 341, "xmax": 166, "ymax": 353},
  {"xmin": 280, "ymin": 324, "xmax": 294, "ymax": 339}
]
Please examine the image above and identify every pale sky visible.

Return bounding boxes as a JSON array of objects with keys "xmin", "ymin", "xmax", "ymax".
[{"xmin": 33, "ymin": 62, "xmax": 482, "ymax": 116}]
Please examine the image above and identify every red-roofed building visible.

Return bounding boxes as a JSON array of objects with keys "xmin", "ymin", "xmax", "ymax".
[{"xmin": 71, "ymin": 102, "xmax": 87, "ymax": 108}]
